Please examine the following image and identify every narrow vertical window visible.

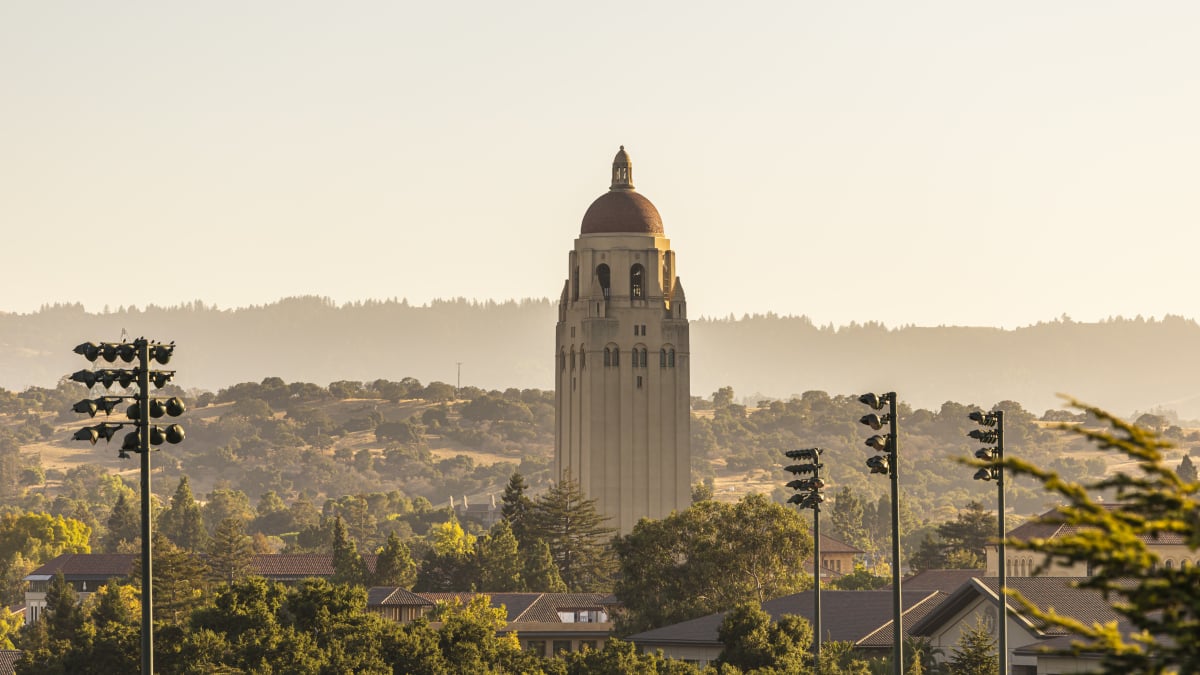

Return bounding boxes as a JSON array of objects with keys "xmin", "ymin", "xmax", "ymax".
[
  {"xmin": 660, "ymin": 348, "xmax": 667, "ymax": 367},
  {"xmin": 669, "ymin": 349, "xmax": 675, "ymax": 367},
  {"xmin": 630, "ymin": 264, "xmax": 645, "ymax": 299},
  {"xmin": 597, "ymin": 264, "xmax": 611, "ymax": 299},
  {"xmin": 580, "ymin": 347, "xmax": 585, "ymax": 368},
  {"xmin": 604, "ymin": 348, "xmax": 611, "ymax": 367}
]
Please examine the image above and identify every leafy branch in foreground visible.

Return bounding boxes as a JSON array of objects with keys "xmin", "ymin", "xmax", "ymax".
[{"xmin": 996, "ymin": 399, "xmax": 1200, "ymax": 674}]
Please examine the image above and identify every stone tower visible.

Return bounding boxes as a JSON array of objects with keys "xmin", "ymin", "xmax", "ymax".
[{"xmin": 554, "ymin": 146, "xmax": 691, "ymax": 534}]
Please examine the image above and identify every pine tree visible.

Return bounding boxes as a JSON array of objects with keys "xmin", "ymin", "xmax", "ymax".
[
  {"xmin": 135, "ymin": 534, "xmax": 211, "ymax": 625},
  {"xmin": 372, "ymin": 532, "xmax": 417, "ymax": 589},
  {"xmin": 521, "ymin": 538, "xmax": 567, "ymax": 593},
  {"xmin": 528, "ymin": 473, "xmax": 616, "ymax": 592},
  {"xmin": 104, "ymin": 492, "xmax": 139, "ymax": 553},
  {"xmin": 948, "ymin": 620, "xmax": 998, "ymax": 675},
  {"xmin": 330, "ymin": 516, "xmax": 368, "ymax": 587},
  {"xmin": 1177, "ymin": 454, "xmax": 1198, "ymax": 483},
  {"xmin": 500, "ymin": 471, "xmax": 534, "ymax": 546},
  {"xmin": 44, "ymin": 571, "xmax": 83, "ymax": 644},
  {"xmin": 208, "ymin": 516, "xmax": 254, "ymax": 583},
  {"xmin": 158, "ymin": 476, "xmax": 208, "ymax": 552},
  {"xmin": 475, "ymin": 520, "xmax": 524, "ymax": 592}
]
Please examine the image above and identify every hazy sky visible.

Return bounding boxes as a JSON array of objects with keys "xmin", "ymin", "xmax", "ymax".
[{"xmin": 3, "ymin": 2, "xmax": 1198, "ymax": 328}]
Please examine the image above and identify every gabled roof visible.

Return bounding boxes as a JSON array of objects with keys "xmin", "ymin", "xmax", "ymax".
[
  {"xmin": 898, "ymin": 569, "xmax": 984, "ymax": 595},
  {"xmin": 629, "ymin": 590, "xmax": 944, "ymax": 647},
  {"xmin": 367, "ymin": 587, "xmax": 432, "ymax": 607},
  {"xmin": 817, "ymin": 533, "xmax": 864, "ymax": 554},
  {"xmin": 910, "ymin": 577, "xmax": 1123, "ymax": 638},
  {"xmin": 415, "ymin": 592, "xmax": 609, "ymax": 623},
  {"xmin": 25, "ymin": 554, "xmax": 135, "ymax": 580},
  {"xmin": 1005, "ymin": 506, "xmax": 1187, "ymax": 546},
  {"xmin": 249, "ymin": 554, "xmax": 378, "ymax": 577}
]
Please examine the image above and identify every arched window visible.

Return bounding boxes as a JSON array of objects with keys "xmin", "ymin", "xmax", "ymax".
[
  {"xmin": 572, "ymin": 265, "xmax": 579, "ymax": 301},
  {"xmin": 613, "ymin": 348, "xmax": 619, "ymax": 366},
  {"xmin": 580, "ymin": 346, "xmax": 585, "ymax": 368},
  {"xmin": 597, "ymin": 264, "xmax": 611, "ymax": 299},
  {"xmin": 660, "ymin": 348, "xmax": 667, "ymax": 367},
  {"xmin": 570, "ymin": 347, "xmax": 575, "ymax": 370},
  {"xmin": 604, "ymin": 348, "xmax": 611, "ymax": 367},
  {"xmin": 630, "ymin": 264, "xmax": 645, "ymax": 299},
  {"xmin": 669, "ymin": 349, "xmax": 676, "ymax": 367},
  {"xmin": 559, "ymin": 349, "xmax": 566, "ymax": 372},
  {"xmin": 640, "ymin": 348, "xmax": 648, "ymax": 367},
  {"xmin": 1165, "ymin": 559, "xmax": 1175, "ymax": 569}
]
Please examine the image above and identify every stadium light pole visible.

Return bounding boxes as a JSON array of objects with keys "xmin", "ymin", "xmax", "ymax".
[
  {"xmin": 859, "ymin": 391, "xmax": 902, "ymax": 673},
  {"xmin": 969, "ymin": 409, "xmax": 1007, "ymax": 674},
  {"xmin": 71, "ymin": 338, "xmax": 183, "ymax": 675}
]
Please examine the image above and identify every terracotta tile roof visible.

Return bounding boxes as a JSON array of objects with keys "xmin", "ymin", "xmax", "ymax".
[
  {"xmin": 367, "ymin": 587, "xmax": 432, "ymax": 607},
  {"xmin": 817, "ymin": 533, "xmax": 863, "ymax": 554},
  {"xmin": 0, "ymin": 650, "xmax": 19, "ymax": 675},
  {"xmin": 1007, "ymin": 506, "xmax": 1188, "ymax": 546},
  {"xmin": 629, "ymin": 590, "xmax": 943, "ymax": 647},
  {"xmin": 26, "ymin": 554, "xmax": 135, "ymax": 579}
]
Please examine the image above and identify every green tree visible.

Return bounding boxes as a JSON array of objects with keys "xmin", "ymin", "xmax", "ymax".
[
  {"xmin": 475, "ymin": 520, "xmax": 524, "ymax": 592},
  {"xmin": 104, "ymin": 492, "xmax": 139, "ymax": 553},
  {"xmin": 998, "ymin": 402, "xmax": 1200, "ymax": 672},
  {"xmin": 501, "ymin": 471, "xmax": 535, "ymax": 546},
  {"xmin": 829, "ymin": 487, "xmax": 870, "ymax": 551},
  {"xmin": 208, "ymin": 516, "xmax": 254, "ymax": 583},
  {"xmin": 714, "ymin": 601, "xmax": 813, "ymax": 674},
  {"xmin": 563, "ymin": 637, "xmax": 700, "ymax": 674},
  {"xmin": 158, "ymin": 476, "xmax": 208, "ymax": 552},
  {"xmin": 201, "ymin": 488, "xmax": 253, "ymax": 535},
  {"xmin": 0, "ymin": 605, "xmax": 22, "ymax": 649},
  {"xmin": 948, "ymin": 619, "xmax": 998, "ymax": 675},
  {"xmin": 522, "ymin": 538, "xmax": 568, "ymax": 593},
  {"xmin": 1177, "ymin": 454, "xmax": 1198, "ymax": 483},
  {"xmin": 936, "ymin": 500, "xmax": 995, "ymax": 562},
  {"xmin": 330, "ymin": 516, "xmax": 368, "ymax": 587},
  {"xmin": 529, "ymin": 474, "xmax": 617, "ymax": 592},
  {"xmin": 372, "ymin": 532, "xmax": 417, "ymax": 588},
  {"xmin": 613, "ymin": 493, "xmax": 813, "ymax": 634},
  {"xmin": 136, "ymin": 534, "xmax": 211, "ymax": 625}
]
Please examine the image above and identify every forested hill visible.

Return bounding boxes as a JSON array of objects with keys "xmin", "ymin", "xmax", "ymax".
[{"xmin": 3, "ymin": 298, "xmax": 1198, "ymax": 418}]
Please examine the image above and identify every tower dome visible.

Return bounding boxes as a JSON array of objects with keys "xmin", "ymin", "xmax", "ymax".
[{"xmin": 580, "ymin": 146, "xmax": 664, "ymax": 235}]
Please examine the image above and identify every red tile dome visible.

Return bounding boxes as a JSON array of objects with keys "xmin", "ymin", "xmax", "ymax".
[{"xmin": 580, "ymin": 146, "xmax": 664, "ymax": 235}]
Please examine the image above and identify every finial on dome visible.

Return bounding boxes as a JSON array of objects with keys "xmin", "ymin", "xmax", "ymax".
[{"xmin": 611, "ymin": 146, "xmax": 634, "ymax": 190}]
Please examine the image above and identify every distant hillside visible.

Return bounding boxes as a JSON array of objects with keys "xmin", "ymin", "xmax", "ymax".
[{"xmin": 2, "ymin": 298, "xmax": 1198, "ymax": 418}]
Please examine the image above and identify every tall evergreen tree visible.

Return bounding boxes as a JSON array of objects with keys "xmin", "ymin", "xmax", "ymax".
[
  {"xmin": 208, "ymin": 516, "xmax": 254, "ymax": 583},
  {"xmin": 829, "ymin": 487, "xmax": 869, "ymax": 551},
  {"xmin": 1178, "ymin": 454, "xmax": 1198, "ymax": 483},
  {"xmin": 500, "ymin": 471, "xmax": 534, "ymax": 546},
  {"xmin": 103, "ymin": 492, "xmax": 139, "ymax": 553},
  {"xmin": 158, "ymin": 476, "xmax": 208, "ymax": 552},
  {"xmin": 528, "ymin": 474, "xmax": 616, "ymax": 592},
  {"xmin": 330, "ymin": 516, "xmax": 368, "ymax": 587},
  {"xmin": 475, "ymin": 520, "xmax": 524, "ymax": 592},
  {"xmin": 372, "ymin": 532, "xmax": 417, "ymax": 589},
  {"xmin": 44, "ymin": 571, "xmax": 83, "ymax": 644},
  {"xmin": 521, "ymin": 538, "xmax": 567, "ymax": 593},
  {"xmin": 134, "ymin": 534, "xmax": 211, "ymax": 625}
]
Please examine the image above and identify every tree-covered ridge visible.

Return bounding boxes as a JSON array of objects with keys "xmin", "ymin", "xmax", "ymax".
[{"xmin": 5, "ymin": 298, "xmax": 1200, "ymax": 416}]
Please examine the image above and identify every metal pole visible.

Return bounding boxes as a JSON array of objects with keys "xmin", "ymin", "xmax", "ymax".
[
  {"xmin": 137, "ymin": 339, "xmax": 154, "ymax": 675},
  {"xmin": 813, "ymin": 497, "xmax": 822, "ymax": 673},
  {"xmin": 996, "ymin": 410, "xmax": 1007, "ymax": 675},
  {"xmin": 889, "ymin": 392, "xmax": 903, "ymax": 674}
]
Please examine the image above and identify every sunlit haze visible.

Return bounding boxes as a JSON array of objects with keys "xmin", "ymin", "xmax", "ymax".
[{"xmin": 4, "ymin": 2, "xmax": 1199, "ymax": 328}]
